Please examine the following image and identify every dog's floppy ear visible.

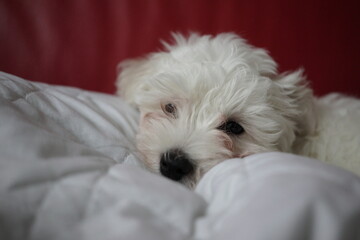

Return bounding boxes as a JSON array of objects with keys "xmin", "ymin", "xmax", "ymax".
[
  {"xmin": 116, "ymin": 57, "xmax": 156, "ymax": 107},
  {"xmin": 216, "ymin": 33, "xmax": 279, "ymax": 78},
  {"xmin": 246, "ymin": 47, "xmax": 278, "ymax": 78},
  {"xmin": 273, "ymin": 69, "xmax": 316, "ymax": 138}
]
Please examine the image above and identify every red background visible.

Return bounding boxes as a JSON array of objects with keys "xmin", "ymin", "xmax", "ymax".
[{"xmin": 0, "ymin": 0, "xmax": 359, "ymax": 96}]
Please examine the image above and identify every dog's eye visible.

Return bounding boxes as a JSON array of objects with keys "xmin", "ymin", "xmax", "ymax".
[
  {"xmin": 162, "ymin": 103, "xmax": 177, "ymax": 118},
  {"xmin": 218, "ymin": 121, "xmax": 244, "ymax": 135},
  {"xmin": 164, "ymin": 103, "xmax": 175, "ymax": 113}
]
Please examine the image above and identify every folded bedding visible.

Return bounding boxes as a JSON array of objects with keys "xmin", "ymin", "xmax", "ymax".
[{"xmin": 0, "ymin": 72, "xmax": 359, "ymax": 240}]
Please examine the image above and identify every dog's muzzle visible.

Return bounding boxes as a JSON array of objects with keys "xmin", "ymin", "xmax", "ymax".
[{"xmin": 160, "ymin": 149, "xmax": 194, "ymax": 181}]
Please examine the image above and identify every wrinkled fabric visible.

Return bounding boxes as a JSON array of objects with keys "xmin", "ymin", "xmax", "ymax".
[{"xmin": 1, "ymin": 72, "xmax": 359, "ymax": 240}]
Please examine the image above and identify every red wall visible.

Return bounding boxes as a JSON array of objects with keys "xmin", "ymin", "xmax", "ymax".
[{"xmin": 0, "ymin": 0, "xmax": 359, "ymax": 96}]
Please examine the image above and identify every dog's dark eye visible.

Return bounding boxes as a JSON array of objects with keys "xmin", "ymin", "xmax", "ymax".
[
  {"xmin": 164, "ymin": 103, "xmax": 175, "ymax": 113},
  {"xmin": 218, "ymin": 121, "xmax": 244, "ymax": 135},
  {"xmin": 162, "ymin": 103, "xmax": 177, "ymax": 118}
]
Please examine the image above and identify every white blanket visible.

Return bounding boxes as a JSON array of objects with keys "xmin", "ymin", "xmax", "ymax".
[{"xmin": 1, "ymin": 72, "xmax": 360, "ymax": 240}]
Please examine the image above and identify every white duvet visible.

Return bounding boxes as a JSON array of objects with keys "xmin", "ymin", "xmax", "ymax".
[{"xmin": 0, "ymin": 72, "xmax": 360, "ymax": 240}]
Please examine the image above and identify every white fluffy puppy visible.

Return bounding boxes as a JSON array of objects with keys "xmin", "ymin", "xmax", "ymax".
[{"xmin": 116, "ymin": 33, "xmax": 360, "ymax": 188}]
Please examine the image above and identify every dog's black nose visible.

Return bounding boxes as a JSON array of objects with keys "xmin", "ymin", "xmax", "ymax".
[{"xmin": 160, "ymin": 149, "xmax": 194, "ymax": 181}]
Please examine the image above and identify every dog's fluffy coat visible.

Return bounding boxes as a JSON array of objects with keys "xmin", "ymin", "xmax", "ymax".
[{"xmin": 116, "ymin": 33, "xmax": 360, "ymax": 188}]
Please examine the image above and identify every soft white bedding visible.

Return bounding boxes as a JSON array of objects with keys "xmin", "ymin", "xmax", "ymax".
[{"xmin": 1, "ymin": 72, "xmax": 360, "ymax": 240}]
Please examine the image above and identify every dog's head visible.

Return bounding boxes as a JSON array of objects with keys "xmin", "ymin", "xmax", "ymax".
[{"xmin": 116, "ymin": 33, "xmax": 315, "ymax": 188}]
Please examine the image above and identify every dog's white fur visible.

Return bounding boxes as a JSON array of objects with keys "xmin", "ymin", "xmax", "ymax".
[{"xmin": 116, "ymin": 33, "xmax": 360, "ymax": 188}]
